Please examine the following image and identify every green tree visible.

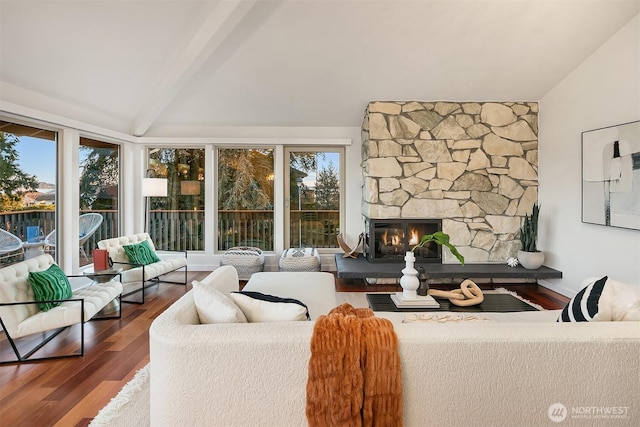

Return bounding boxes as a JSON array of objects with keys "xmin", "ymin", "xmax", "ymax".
[
  {"xmin": 79, "ymin": 146, "xmax": 119, "ymax": 209},
  {"xmin": 218, "ymin": 149, "xmax": 273, "ymax": 210},
  {"xmin": 314, "ymin": 160, "xmax": 340, "ymax": 210},
  {"xmin": 0, "ymin": 132, "xmax": 39, "ymax": 210},
  {"xmin": 146, "ymin": 148, "xmax": 206, "ymax": 211}
]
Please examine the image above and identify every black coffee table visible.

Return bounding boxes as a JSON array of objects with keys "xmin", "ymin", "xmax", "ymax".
[{"xmin": 366, "ymin": 292, "xmax": 539, "ymax": 313}]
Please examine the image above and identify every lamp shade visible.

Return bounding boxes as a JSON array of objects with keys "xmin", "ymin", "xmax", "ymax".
[
  {"xmin": 180, "ymin": 180, "xmax": 200, "ymax": 195},
  {"xmin": 142, "ymin": 178, "xmax": 168, "ymax": 197}
]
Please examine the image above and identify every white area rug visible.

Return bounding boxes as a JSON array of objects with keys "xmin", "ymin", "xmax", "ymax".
[
  {"xmin": 90, "ymin": 364, "xmax": 150, "ymax": 427},
  {"xmin": 493, "ymin": 287, "xmax": 545, "ymax": 311}
]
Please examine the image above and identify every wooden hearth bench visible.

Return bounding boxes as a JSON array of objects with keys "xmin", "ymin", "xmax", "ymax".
[{"xmin": 335, "ymin": 254, "xmax": 562, "ymax": 282}]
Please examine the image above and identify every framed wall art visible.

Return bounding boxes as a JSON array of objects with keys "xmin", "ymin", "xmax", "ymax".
[{"xmin": 582, "ymin": 120, "xmax": 640, "ymax": 230}]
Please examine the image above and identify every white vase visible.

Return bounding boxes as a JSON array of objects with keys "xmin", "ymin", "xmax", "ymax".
[
  {"xmin": 400, "ymin": 251, "xmax": 419, "ymax": 299},
  {"xmin": 517, "ymin": 250, "xmax": 545, "ymax": 270}
]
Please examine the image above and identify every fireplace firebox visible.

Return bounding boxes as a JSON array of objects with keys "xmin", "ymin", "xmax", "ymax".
[{"xmin": 364, "ymin": 218, "xmax": 442, "ymax": 263}]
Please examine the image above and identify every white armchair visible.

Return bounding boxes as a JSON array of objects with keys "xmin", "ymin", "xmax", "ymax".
[{"xmin": 0, "ymin": 254, "xmax": 123, "ymax": 364}]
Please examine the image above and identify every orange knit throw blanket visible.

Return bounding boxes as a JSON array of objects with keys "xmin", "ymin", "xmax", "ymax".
[{"xmin": 306, "ymin": 303, "xmax": 403, "ymax": 427}]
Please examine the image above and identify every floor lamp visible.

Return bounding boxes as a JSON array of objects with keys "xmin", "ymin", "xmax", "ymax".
[
  {"xmin": 296, "ymin": 177, "xmax": 303, "ymax": 247},
  {"xmin": 142, "ymin": 175, "xmax": 168, "ymax": 234}
]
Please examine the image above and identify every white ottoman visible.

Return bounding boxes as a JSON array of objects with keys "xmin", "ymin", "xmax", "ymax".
[
  {"xmin": 278, "ymin": 248, "xmax": 321, "ymax": 272},
  {"xmin": 244, "ymin": 271, "xmax": 337, "ymax": 319},
  {"xmin": 220, "ymin": 246, "xmax": 265, "ymax": 280}
]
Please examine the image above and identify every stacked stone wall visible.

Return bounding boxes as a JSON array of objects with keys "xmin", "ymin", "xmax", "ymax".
[{"xmin": 361, "ymin": 101, "xmax": 538, "ymax": 263}]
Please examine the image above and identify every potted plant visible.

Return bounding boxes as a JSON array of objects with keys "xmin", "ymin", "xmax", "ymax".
[{"xmin": 517, "ymin": 203, "xmax": 545, "ymax": 269}]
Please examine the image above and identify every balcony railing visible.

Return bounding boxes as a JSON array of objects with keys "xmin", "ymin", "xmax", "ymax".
[
  {"xmin": 217, "ymin": 210, "xmax": 339, "ymax": 250},
  {"xmin": 0, "ymin": 209, "xmax": 339, "ymax": 266}
]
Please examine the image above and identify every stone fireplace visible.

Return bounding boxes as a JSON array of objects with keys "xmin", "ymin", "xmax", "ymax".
[
  {"xmin": 361, "ymin": 101, "xmax": 539, "ymax": 264},
  {"xmin": 364, "ymin": 218, "xmax": 442, "ymax": 263}
]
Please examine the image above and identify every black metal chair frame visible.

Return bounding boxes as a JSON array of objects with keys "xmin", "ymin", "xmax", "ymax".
[
  {"xmin": 0, "ymin": 275, "xmax": 123, "ymax": 365},
  {"xmin": 114, "ymin": 250, "xmax": 188, "ymax": 305}
]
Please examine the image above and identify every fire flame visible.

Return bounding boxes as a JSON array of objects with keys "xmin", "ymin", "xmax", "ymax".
[
  {"xmin": 408, "ymin": 228, "xmax": 420, "ymax": 246},
  {"xmin": 382, "ymin": 230, "xmax": 402, "ymax": 246},
  {"xmin": 380, "ymin": 229, "xmax": 420, "ymax": 246}
]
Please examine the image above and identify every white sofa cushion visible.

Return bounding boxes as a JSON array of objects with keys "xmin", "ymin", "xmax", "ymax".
[
  {"xmin": 192, "ymin": 280, "xmax": 247, "ymax": 324},
  {"xmin": 98, "ymin": 233, "xmax": 155, "ymax": 264},
  {"xmin": 243, "ymin": 272, "xmax": 337, "ymax": 320},
  {"xmin": 198, "ymin": 266, "xmax": 240, "ymax": 295},
  {"xmin": 119, "ymin": 257, "xmax": 187, "ymax": 283},
  {"xmin": 229, "ymin": 291, "xmax": 310, "ymax": 322}
]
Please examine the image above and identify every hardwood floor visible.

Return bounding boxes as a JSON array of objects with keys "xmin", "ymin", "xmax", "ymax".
[{"xmin": 0, "ymin": 272, "xmax": 568, "ymax": 427}]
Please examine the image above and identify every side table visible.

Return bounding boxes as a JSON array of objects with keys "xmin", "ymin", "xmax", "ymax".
[
  {"xmin": 83, "ymin": 266, "xmax": 123, "ymax": 316},
  {"xmin": 22, "ymin": 240, "xmax": 46, "ymax": 259}
]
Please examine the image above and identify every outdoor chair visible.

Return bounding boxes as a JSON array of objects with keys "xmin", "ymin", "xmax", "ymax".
[
  {"xmin": 43, "ymin": 213, "xmax": 104, "ymax": 260},
  {"xmin": 0, "ymin": 229, "xmax": 24, "ymax": 262}
]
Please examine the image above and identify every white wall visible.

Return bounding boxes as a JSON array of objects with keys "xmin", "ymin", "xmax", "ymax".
[{"xmin": 539, "ymin": 14, "xmax": 640, "ymax": 296}]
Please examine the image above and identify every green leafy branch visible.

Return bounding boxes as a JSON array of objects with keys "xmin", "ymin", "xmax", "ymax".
[{"xmin": 411, "ymin": 231, "xmax": 465, "ymax": 265}]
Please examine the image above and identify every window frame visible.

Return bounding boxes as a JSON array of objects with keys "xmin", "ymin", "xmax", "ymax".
[{"xmin": 284, "ymin": 146, "xmax": 345, "ymax": 253}]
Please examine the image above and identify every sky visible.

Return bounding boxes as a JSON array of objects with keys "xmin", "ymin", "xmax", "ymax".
[
  {"xmin": 16, "ymin": 136, "xmax": 57, "ymax": 185},
  {"xmin": 14, "ymin": 135, "xmax": 340, "ymax": 189},
  {"xmin": 303, "ymin": 151, "xmax": 340, "ymax": 187}
]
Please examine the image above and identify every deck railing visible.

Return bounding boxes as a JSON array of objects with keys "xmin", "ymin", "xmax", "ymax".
[
  {"xmin": 217, "ymin": 210, "xmax": 339, "ymax": 250},
  {"xmin": 0, "ymin": 209, "xmax": 339, "ymax": 265}
]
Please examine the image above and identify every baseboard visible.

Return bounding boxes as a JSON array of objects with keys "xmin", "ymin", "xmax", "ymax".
[{"xmin": 538, "ymin": 279, "xmax": 573, "ymax": 297}]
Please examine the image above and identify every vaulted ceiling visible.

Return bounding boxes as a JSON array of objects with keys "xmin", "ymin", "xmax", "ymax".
[{"xmin": 1, "ymin": 0, "xmax": 638, "ymax": 137}]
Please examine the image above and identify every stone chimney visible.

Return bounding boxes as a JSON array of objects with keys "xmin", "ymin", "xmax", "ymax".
[{"xmin": 361, "ymin": 101, "xmax": 538, "ymax": 263}]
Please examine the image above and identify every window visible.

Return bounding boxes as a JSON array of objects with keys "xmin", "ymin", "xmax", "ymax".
[
  {"xmin": 287, "ymin": 149, "xmax": 342, "ymax": 249},
  {"xmin": 79, "ymin": 137, "xmax": 120, "ymax": 266},
  {"xmin": 217, "ymin": 148, "xmax": 274, "ymax": 251},
  {"xmin": 147, "ymin": 148, "xmax": 205, "ymax": 251},
  {"xmin": 0, "ymin": 120, "xmax": 57, "ymax": 265}
]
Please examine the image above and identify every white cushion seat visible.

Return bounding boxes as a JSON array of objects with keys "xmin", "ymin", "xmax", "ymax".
[
  {"xmin": 119, "ymin": 257, "xmax": 188, "ymax": 283},
  {"xmin": 12, "ymin": 280, "xmax": 122, "ymax": 338}
]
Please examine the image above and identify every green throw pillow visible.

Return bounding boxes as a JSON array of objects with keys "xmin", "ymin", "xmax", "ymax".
[
  {"xmin": 122, "ymin": 240, "xmax": 161, "ymax": 265},
  {"xmin": 28, "ymin": 264, "xmax": 73, "ymax": 312}
]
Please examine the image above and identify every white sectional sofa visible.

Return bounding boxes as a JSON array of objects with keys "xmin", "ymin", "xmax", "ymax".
[{"xmin": 149, "ymin": 268, "xmax": 640, "ymax": 427}]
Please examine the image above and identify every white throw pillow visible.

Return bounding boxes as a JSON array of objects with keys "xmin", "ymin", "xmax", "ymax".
[
  {"xmin": 192, "ymin": 280, "xmax": 247, "ymax": 324},
  {"xmin": 229, "ymin": 291, "xmax": 310, "ymax": 322},
  {"xmin": 557, "ymin": 276, "xmax": 640, "ymax": 322},
  {"xmin": 610, "ymin": 279, "xmax": 640, "ymax": 321}
]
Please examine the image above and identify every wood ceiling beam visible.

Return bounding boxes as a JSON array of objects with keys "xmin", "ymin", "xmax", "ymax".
[{"xmin": 132, "ymin": 0, "xmax": 258, "ymax": 137}]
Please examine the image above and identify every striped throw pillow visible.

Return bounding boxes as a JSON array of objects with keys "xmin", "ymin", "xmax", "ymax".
[
  {"xmin": 557, "ymin": 276, "xmax": 608, "ymax": 322},
  {"xmin": 122, "ymin": 240, "xmax": 161, "ymax": 265},
  {"xmin": 229, "ymin": 291, "xmax": 310, "ymax": 322},
  {"xmin": 28, "ymin": 264, "xmax": 73, "ymax": 312}
]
